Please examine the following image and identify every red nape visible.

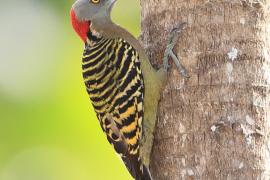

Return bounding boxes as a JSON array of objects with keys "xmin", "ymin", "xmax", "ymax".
[{"xmin": 70, "ymin": 8, "xmax": 90, "ymax": 42}]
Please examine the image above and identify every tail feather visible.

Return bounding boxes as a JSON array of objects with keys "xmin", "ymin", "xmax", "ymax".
[
  {"xmin": 121, "ymin": 154, "xmax": 152, "ymax": 180},
  {"xmin": 141, "ymin": 164, "xmax": 152, "ymax": 180}
]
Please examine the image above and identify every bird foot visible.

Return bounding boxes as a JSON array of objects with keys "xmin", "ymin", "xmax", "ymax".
[{"xmin": 163, "ymin": 22, "xmax": 189, "ymax": 78}]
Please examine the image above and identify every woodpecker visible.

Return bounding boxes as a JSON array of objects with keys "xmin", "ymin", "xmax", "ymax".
[{"xmin": 70, "ymin": 0, "xmax": 187, "ymax": 179}]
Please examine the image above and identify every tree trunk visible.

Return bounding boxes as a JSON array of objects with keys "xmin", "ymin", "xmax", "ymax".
[{"xmin": 140, "ymin": 1, "xmax": 270, "ymax": 180}]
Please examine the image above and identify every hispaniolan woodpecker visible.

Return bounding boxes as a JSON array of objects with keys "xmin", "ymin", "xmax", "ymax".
[{"xmin": 70, "ymin": 0, "xmax": 187, "ymax": 179}]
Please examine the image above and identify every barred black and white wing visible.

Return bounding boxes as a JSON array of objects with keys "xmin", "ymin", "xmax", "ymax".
[{"xmin": 82, "ymin": 36, "xmax": 151, "ymax": 180}]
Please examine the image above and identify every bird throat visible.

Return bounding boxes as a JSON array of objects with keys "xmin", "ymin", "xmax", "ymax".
[
  {"xmin": 86, "ymin": 27, "xmax": 103, "ymax": 47},
  {"xmin": 70, "ymin": 8, "xmax": 90, "ymax": 42}
]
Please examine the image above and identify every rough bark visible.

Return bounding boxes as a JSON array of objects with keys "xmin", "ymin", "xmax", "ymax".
[{"xmin": 140, "ymin": 1, "xmax": 270, "ymax": 180}]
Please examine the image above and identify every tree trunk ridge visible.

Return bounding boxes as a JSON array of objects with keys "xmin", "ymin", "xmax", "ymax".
[{"xmin": 140, "ymin": 1, "xmax": 270, "ymax": 180}]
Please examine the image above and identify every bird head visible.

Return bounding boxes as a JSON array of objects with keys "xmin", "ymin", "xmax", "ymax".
[{"xmin": 70, "ymin": 0, "xmax": 116, "ymax": 42}]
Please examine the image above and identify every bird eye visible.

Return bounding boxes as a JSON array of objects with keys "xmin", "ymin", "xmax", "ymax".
[{"xmin": 91, "ymin": 0, "xmax": 100, "ymax": 4}]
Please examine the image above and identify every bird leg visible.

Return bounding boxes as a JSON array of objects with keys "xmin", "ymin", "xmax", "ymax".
[{"xmin": 163, "ymin": 23, "xmax": 189, "ymax": 78}]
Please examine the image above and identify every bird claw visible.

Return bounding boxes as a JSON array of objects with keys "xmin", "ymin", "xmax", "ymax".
[
  {"xmin": 171, "ymin": 22, "xmax": 188, "ymax": 33},
  {"xmin": 163, "ymin": 22, "xmax": 189, "ymax": 78}
]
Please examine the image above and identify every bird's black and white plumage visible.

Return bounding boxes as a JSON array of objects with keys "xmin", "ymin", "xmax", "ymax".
[
  {"xmin": 82, "ymin": 30, "xmax": 148, "ymax": 179},
  {"xmin": 70, "ymin": 0, "xmax": 167, "ymax": 179}
]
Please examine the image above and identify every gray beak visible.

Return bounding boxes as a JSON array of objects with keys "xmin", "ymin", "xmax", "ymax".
[{"xmin": 106, "ymin": 0, "xmax": 117, "ymax": 11}]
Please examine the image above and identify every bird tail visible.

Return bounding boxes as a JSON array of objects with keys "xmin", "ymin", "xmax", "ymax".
[
  {"xmin": 141, "ymin": 164, "xmax": 153, "ymax": 180},
  {"xmin": 121, "ymin": 153, "xmax": 153, "ymax": 180}
]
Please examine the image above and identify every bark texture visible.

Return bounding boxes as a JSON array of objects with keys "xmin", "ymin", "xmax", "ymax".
[{"xmin": 140, "ymin": 1, "xmax": 270, "ymax": 180}]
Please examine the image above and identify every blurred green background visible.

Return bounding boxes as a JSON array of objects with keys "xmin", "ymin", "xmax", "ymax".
[{"xmin": 0, "ymin": 0, "xmax": 140, "ymax": 179}]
